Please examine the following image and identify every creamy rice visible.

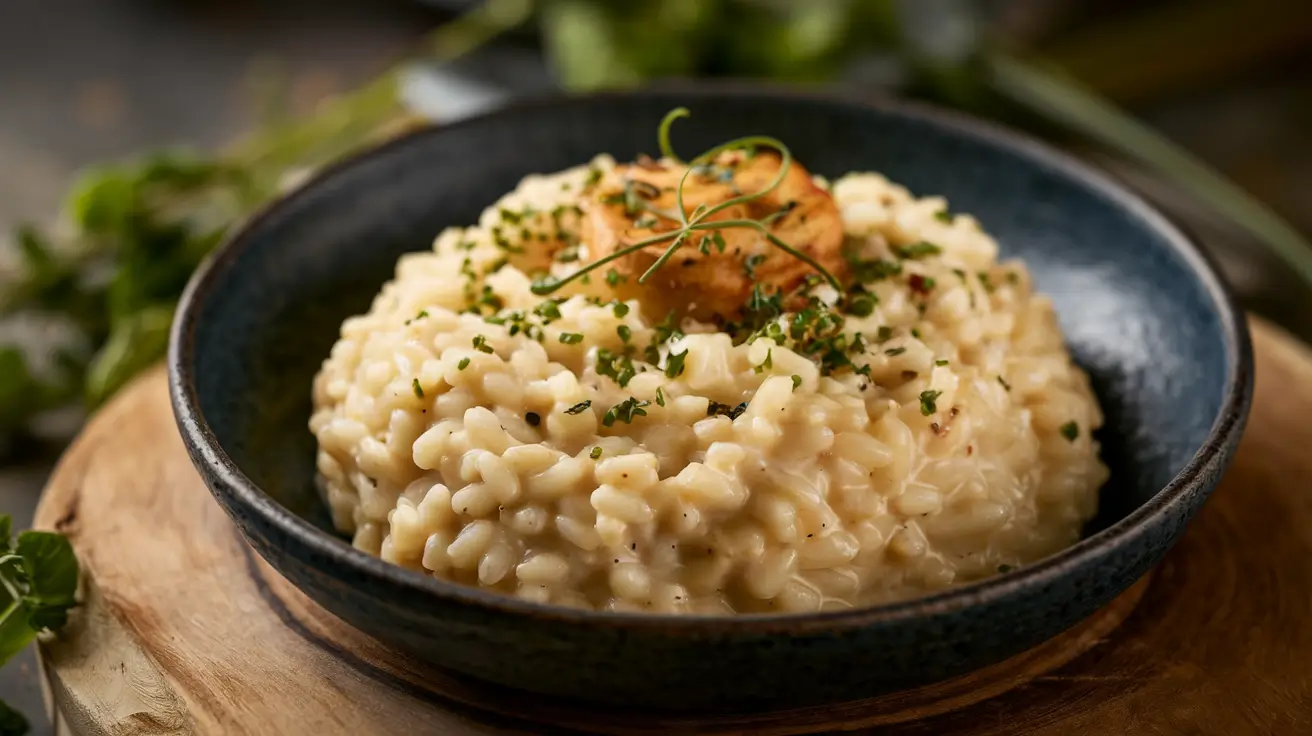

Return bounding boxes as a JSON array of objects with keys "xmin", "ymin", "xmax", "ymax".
[{"xmin": 310, "ymin": 155, "xmax": 1107, "ymax": 614}]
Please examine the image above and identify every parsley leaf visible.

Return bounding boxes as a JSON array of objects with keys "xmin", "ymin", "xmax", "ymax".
[
  {"xmin": 919, "ymin": 389, "xmax": 943, "ymax": 416},
  {"xmin": 847, "ymin": 293, "xmax": 877, "ymax": 317},
  {"xmin": 1060, "ymin": 421, "xmax": 1080, "ymax": 442},
  {"xmin": 664, "ymin": 349, "xmax": 688, "ymax": 378},
  {"xmin": 532, "ymin": 300, "xmax": 562, "ymax": 323},
  {"xmin": 597, "ymin": 348, "xmax": 637, "ymax": 387},
  {"xmin": 603, "ymin": 397, "xmax": 650, "ymax": 427},
  {"xmin": 0, "ymin": 513, "xmax": 80, "ymax": 705},
  {"xmin": 895, "ymin": 241, "xmax": 942, "ymax": 260}
]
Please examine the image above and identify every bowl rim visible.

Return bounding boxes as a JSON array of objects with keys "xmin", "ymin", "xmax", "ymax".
[{"xmin": 169, "ymin": 82, "xmax": 1254, "ymax": 633}]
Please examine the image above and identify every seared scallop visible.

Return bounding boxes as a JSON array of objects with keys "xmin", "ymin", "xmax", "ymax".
[{"xmin": 582, "ymin": 150, "xmax": 846, "ymax": 321}]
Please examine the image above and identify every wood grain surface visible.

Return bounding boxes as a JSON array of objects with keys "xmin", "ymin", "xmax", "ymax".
[{"xmin": 33, "ymin": 317, "xmax": 1312, "ymax": 735}]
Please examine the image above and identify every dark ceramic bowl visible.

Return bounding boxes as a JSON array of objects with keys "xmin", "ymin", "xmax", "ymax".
[{"xmin": 168, "ymin": 86, "xmax": 1252, "ymax": 710}]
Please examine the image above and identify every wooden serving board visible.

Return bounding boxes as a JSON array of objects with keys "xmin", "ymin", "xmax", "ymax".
[{"xmin": 32, "ymin": 317, "xmax": 1312, "ymax": 735}]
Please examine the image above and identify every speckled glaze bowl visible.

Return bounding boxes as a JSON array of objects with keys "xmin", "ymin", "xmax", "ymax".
[{"xmin": 168, "ymin": 86, "xmax": 1252, "ymax": 710}]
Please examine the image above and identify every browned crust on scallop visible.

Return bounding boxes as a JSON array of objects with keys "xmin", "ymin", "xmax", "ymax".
[{"xmin": 582, "ymin": 151, "xmax": 847, "ymax": 320}]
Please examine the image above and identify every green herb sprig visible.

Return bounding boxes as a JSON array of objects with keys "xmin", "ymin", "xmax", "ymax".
[
  {"xmin": 529, "ymin": 108, "xmax": 841, "ymax": 297},
  {"xmin": 1, "ymin": 515, "xmax": 79, "ymax": 729}
]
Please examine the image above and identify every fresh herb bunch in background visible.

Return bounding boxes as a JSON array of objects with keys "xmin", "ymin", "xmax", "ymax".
[
  {"xmin": 0, "ymin": 514, "xmax": 79, "ymax": 734},
  {"xmin": 2, "ymin": 0, "xmax": 1309, "ymax": 455},
  {"xmin": 0, "ymin": 76, "xmax": 417, "ymax": 454}
]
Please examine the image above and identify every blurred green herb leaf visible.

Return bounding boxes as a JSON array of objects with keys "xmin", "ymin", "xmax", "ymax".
[{"xmin": 0, "ymin": 515, "xmax": 79, "ymax": 731}]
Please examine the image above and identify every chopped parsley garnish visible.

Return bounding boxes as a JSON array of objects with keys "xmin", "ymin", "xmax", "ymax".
[
  {"xmin": 559, "ymin": 332, "xmax": 584, "ymax": 345},
  {"xmin": 653, "ymin": 310, "xmax": 683, "ymax": 344},
  {"xmin": 612, "ymin": 301, "xmax": 631, "ymax": 318},
  {"xmin": 997, "ymin": 375, "xmax": 1012, "ymax": 391},
  {"xmin": 490, "ymin": 227, "xmax": 525, "ymax": 254},
  {"xmin": 911, "ymin": 328, "xmax": 922, "ymax": 339},
  {"xmin": 1060, "ymin": 421, "xmax": 1080, "ymax": 442},
  {"xmin": 895, "ymin": 241, "xmax": 942, "ymax": 260},
  {"xmin": 590, "ymin": 446, "xmax": 603, "ymax": 459},
  {"xmin": 565, "ymin": 400, "xmax": 592, "ymax": 415},
  {"xmin": 597, "ymin": 348, "xmax": 637, "ymax": 387},
  {"xmin": 404, "ymin": 309, "xmax": 429, "ymax": 326},
  {"xmin": 655, "ymin": 387, "xmax": 666, "ymax": 407},
  {"xmin": 876, "ymin": 325, "xmax": 894, "ymax": 342},
  {"xmin": 885, "ymin": 347, "xmax": 907, "ymax": 356},
  {"xmin": 457, "ymin": 357, "xmax": 471, "ymax": 370},
  {"xmin": 603, "ymin": 397, "xmax": 650, "ymax": 427},
  {"xmin": 935, "ymin": 359, "xmax": 949, "ymax": 366},
  {"xmin": 472, "ymin": 335, "xmax": 494, "ymax": 354},
  {"xmin": 919, "ymin": 389, "xmax": 943, "ymax": 416},
  {"xmin": 791, "ymin": 374, "xmax": 802, "ymax": 390},
  {"xmin": 978, "ymin": 271, "xmax": 996, "ymax": 293},
  {"xmin": 412, "ymin": 379, "xmax": 424, "ymax": 399},
  {"xmin": 754, "ymin": 349, "xmax": 773, "ymax": 374},
  {"xmin": 533, "ymin": 300, "xmax": 562, "ymax": 322},
  {"xmin": 617, "ymin": 325, "xmax": 632, "ymax": 343},
  {"xmin": 584, "ymin": 167, "xmax": 603, "ymax": 188},
  {"xmin": 847, "ymin": 293, "xmax": 876, "ymax": 317},
  {"xmin": 474, "ymin": 285, "xmax": 504, "ymax": 312},
  {"xmin": 525, "ymin": 412, "xmax": 541, "ymax": 427},
  {"xmin": 664, "ymin": 349, "xmax": 688, "ymax": 378},
  {"xmin": 605, "ymin": 268, "xmax": 626, "ymax": 286},
  {"xmin": 744, "ymin": 284, "xmax": 783, "ymax": 328},
  {"xmin": 850, "ymin": 257, "xmax": 902, "ymax": 282},
  {"xmin": 707, "ymin": 400, "xmax": 749, "ymax": 419},
  {"xmin": 707, "ymin": 400, "xmax": 732, "ymax": 417},
  {"xmin": 934, "ymin": 209, "xmax": 953, "ymax": 224}
]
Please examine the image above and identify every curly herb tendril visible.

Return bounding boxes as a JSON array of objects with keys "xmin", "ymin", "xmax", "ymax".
[{"xmin": 530, "ymin": 109, "xmax": 842, "ymax": 296}]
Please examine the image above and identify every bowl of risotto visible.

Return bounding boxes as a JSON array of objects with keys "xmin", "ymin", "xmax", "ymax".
[{"xmin": 169, "ymin": 86, "xmax": 1251, "ymax": 708}]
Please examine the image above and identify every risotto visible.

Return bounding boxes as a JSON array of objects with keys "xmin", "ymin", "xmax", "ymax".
[{"xmin": 310, "ymin": 112, "xmax": 1108, "ymax": 615}]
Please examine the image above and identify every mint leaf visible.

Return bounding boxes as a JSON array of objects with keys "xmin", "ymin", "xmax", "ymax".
[
  {"xmin": 16, "ymin": 532, "xmax": 78, "ymax": 631},
  {"xmin": 0, "ymin": 599, "xmax": 38, "ymax": 666}
]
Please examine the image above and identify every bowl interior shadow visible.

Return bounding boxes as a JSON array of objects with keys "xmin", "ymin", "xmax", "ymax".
[{"xmin": 192, "ymin": 91, "xmax": 1232, "ymax": 565}]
